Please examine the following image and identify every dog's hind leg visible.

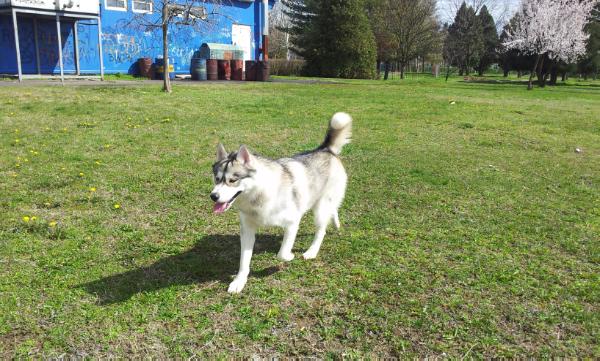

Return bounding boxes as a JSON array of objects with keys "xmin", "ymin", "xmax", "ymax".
[
  {"xmin": 277, "ymin": 221, "xmax": 299, "ymax": 262},
  {"xmin": 332, "ymin": 211, "xmax": 341, "ymax": 230},
  {"xmin": 303, "ymin": 200, "xmax": 334, "ymax": 260}
]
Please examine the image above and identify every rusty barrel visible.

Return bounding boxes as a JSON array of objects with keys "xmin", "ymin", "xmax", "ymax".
[
  {"xmin": 256, "ymin": 61, "xmax": 270, "ymax": 82},
  {"xmin": 206, "ymin": 59, "xmax": 218, "ymax": 80},
  {"xmin": 218, "ymin": 60, "xmax": 231, "ymax": 80},
  {"xmin": 245, "ymin": 60, "xmax": 257, "ymax": 81},
  {"xmin": 230, "ymin": 60, "xmax": 243, "ymax": 81},
  {"xmin": 138, "ymin": 57, "xmax": 152, "ymax": 79}
]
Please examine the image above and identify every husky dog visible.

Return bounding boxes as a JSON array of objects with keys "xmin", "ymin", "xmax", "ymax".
[{"xmin": 210, "ymin": 112, "xmax": 352, "ymax": 293}]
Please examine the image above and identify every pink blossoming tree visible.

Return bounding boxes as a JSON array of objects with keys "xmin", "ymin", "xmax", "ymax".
[{"xmin": 503, "ymin": 0, "xmax": 598, "ymax": 89}]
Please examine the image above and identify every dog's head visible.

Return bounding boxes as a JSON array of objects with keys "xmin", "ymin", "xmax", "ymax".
[{"xmin": 210, "ymin": 143, "xmax": 256, "ymax": 214}]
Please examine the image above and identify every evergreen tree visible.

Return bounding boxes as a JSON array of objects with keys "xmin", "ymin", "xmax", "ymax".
[
  {"xmin": 578, "ymin": 4, "xmax": 600, "ymax": 79},
  {"xmin": 282, "ymin": 0, "xmax": 376, "ymax": 78},
  {"xmin": 280, "ymin": 0, "xmax": 317, "ymax": 58},
  {"xmin": 444, "ymin": 2, "xmax": 483, "ymax": 75},
  {"xmin": 475, "ymin": 5, "xmax": 499, "ymax": 76}
]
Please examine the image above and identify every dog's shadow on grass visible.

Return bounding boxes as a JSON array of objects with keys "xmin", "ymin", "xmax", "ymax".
[{"xmin": 79, "ymin": 234, "xmax": 282, "ymax": 305}]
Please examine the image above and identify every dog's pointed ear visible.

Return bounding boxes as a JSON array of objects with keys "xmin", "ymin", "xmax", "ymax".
[
  {"xmin": 237, "ymin": 145, "xmax": 253, "ymax": 166},
  {"xmin": 216, "ymin": 143, "xmax": 228, "ymax": 162}
]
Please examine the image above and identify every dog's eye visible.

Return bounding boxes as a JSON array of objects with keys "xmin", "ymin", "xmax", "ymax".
[{"xmin": 227, "ymin": 178, "xmax": 238, "ymax": 184}]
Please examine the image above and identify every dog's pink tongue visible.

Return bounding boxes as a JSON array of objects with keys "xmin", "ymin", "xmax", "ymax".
[{"xmin": 213, "ymin": 202, "xmax": 228, "ymax": 214}]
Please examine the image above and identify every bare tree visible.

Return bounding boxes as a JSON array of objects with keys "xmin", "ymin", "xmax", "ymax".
[
  {"xmin": 129, "ymin": 0, "xmax": 223, "ymax": 92},
  {"xmin": 373, "ymin": 0, "xmax": 439, "ymax": 79},
  {"xmin": 503, "ymin": 0, "xmax": 598, "ymax": 89}
]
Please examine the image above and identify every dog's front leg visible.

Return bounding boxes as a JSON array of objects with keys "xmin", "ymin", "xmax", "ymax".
[
  {"xmin": 277, "ymin": 221, "xmax": 299, "ymax": 262},
  {"xmin": 228, "ymin": 213, "xmax": 256, "ymax": 294}
]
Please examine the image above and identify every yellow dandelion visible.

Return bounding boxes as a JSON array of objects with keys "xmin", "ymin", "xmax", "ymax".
[
  {"xmin": 104, "ymin": 144, "xmax": 111, "ymax": 148},
  {"xmin": 79, "ymin": 172, "xmax": 84, "ymax": 177},
  {"xmin": 45, "ymin": 127, "xmax": 50, "ymax": 131},
  {"xmin": 31, "ymin": 216, "xmax": 37, "ymax": 221},
  {"xmin": 61, "ymin": 167, "xmax": 66, "ymax": 171},
  {"xmin": 48, "ymin": 221, "xmax": 57, "ymax": 227},
  {"xmin": 113, "ymin": 203, "xmax": 121, "ymax": 209},
  {"xmin": 44, "ymin": 202, "xmax": 51, "ymax": 207},
  {"xmin": 14, "ymin": 129, "xmax": 19, "ymax": 133},
  {"xmin": 15, "ymin": 163, "xmax": 21, "ymax": 168},
  {"xmin": 63, "ymin": 127, "xmax": 68, "ymax": 132},
  {"xmin": 89, "ymin": 187, "xmax": 96, "ymax": 192},
  {"xmin": 23, "ymin": 158, "xmax": 29, "ymax": 163},
  {"xmin": 14, "ymin": 139, "xmax": 20, "ymax": 143},
  {"xmin": 22, "ymin": 216, "xmax": 30, "ymax": 222},
  {"xmin": 95, "ymin": 161, "xmax": 101, "ymax": 165},
  {"xmin": 10, "ymin": 112, "xmax": 15, "ymax": 116}
]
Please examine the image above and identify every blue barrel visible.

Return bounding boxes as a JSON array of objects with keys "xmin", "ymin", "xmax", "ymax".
[
  {"xmin": 154, "ymin": 58, "xmax": 175, "ymax": 80},
  {"xmin": 190, "ymin": 58, "xmax": 207, "ymax": 80}
]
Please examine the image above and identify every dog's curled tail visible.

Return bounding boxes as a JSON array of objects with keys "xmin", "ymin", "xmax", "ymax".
[{"xmin": 321, "ymin": 112, "xmax": 352, "ymax": 155}]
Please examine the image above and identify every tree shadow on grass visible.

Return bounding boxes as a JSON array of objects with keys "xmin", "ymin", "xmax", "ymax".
[
  {"xmin": 460, "ymin": 78, "xmax": 600, "ymax": 89},
  {"xmin": 79, "ymin": 233, "xmax": 283, "ymax": 305},
  {"xmin": 460, "ymin": 79, "xmax": 531, "ymax": 86}
]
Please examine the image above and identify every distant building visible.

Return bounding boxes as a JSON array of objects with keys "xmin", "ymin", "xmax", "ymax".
[{"xmin": 0, "ymin": 0, "xmax": 272, "ymax": 80}]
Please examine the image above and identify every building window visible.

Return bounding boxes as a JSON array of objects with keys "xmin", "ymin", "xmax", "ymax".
[
  {"xmin": 133, "ymin": 0, "xmax": 152, "ymax": 13},
  {"xmin": 105, "ymin": 0, "xmax": 127, "ymax": 11}
]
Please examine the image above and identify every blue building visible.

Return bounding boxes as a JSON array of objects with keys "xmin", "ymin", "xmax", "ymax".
[{"xmin": 0, "ymin": 0, "xmax": 272, "ymax": 80}]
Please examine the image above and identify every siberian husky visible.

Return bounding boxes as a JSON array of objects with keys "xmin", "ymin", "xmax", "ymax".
[{"xmin": 211, "ymin": 112, "xmax": 352, "ymax": 293}]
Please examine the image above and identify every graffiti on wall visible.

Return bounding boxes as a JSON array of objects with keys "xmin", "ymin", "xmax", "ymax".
[
  {"xmin": 98, "ymin": 17, "xmax": 234, "ymax": 72},
  {"xmin": 102, "ymin": 33, "xmax": 142, "ymax": 63}
]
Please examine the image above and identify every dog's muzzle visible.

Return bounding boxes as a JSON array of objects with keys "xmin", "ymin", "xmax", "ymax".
[{"xmin": 212, "ymin": 191, "xmax": 242, "ymax": 214}]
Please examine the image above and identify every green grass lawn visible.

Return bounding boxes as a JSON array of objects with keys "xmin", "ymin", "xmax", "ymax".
[{"xmin": 1, "ymin": 77, "xmax": 599, "ymax": 357}]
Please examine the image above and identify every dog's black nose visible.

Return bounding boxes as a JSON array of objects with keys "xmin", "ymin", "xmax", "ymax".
[{"xmin": 210, "ymin": 192, "xmax": 219, "ymax": 202}]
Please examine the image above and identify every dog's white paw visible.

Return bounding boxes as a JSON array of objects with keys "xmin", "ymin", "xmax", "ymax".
[
  {"xmin": 277, "ymin": 252, "xmax": 295, "ymax": 262},
  {"xmin": 227, "ymin": 277, "xmax": 247, "ymax": 294},
  {"xmin": 302, "ymin": 249, "xmax": 319, "ymax": 260}
]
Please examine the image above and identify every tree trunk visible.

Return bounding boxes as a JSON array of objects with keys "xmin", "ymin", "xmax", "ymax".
[
  {"xmin": 549, "ymin": 66, "xmax": 558, "ymax": 85},
  {"xmin": 383, "ymin": 61, "xmax": 390, "ymax": 80},
  {"xmin": 561, "ymin": 72, "xmax": 566, "ymax": 82},
  {"xmin": 162, "ymin": 5, "xmax": 172, "ymax": 93},
  {"xmin": 528, "ymin": 54, "xmax": 542, "ymax": 90},
  {"xmin": 376, "ymin": 59, "xmax": 381, "ymax": 78},
  {"xmin": 517, "ymin": 70, "xmax": 522, "ymax": 78},
  {"xmin": 445, "ymin": 64, "xmax": 451, "ymax": 82},
  {"xmin": 400, "ymin": 63, "xmax": 405, "ymax": 79},
  {"xmin": 537, "ymin": 56, "xmax": 546, "ymax": 88},
  {"xmin": 503, "ymin": 69, "xmax": 509, "ymax": 77}
]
